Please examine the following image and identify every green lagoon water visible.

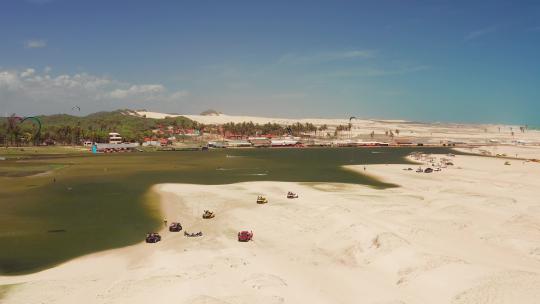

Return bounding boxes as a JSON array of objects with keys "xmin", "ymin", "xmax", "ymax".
[{"xmin": 0, "ymin": 147, "xmax": 454, "ymax": 275}]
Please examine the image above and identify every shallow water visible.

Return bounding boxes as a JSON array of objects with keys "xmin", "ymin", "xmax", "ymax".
[{"xmin": 0, "ymin": 147, "xmax": 454, "ymax": 274}]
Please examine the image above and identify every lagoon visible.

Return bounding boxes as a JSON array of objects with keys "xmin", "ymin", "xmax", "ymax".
[{"xmin": 0, "ymin": 147, "xmax": 454, "ymax": 274}]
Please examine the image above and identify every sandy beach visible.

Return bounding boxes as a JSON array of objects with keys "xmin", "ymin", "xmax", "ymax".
[{"xmin": 2, "ymin": 152, "xmax": 540, "ymax": 304}]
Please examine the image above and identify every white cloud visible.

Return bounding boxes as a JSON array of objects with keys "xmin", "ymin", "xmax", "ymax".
[
  {"xmin": 464, "ymin": 27, "xmax": 496, "ymax": 41},
  {"xmin": 20, "ymin": 68, "xmax": 36, "ymax": 78},
  {"xmin": 110, "ymin": 84, "xmax": 165, "ymax": 99},
  {"xmin": 278, "ymin": 49, "xmax": 376, "ymax": 64},
  {"xmin": 0, "ymin": 67, "xmax": 190, "ymax": 114},
  {"xmin": 323, "ymin": 65, "xmax": 430, "ymax": 78},
  {"xmin": 25, "ymin": 39, "xmax": 47, "ymax": 49},
  {"xmin": 0, "ymin": 70, "xmax": 21, "ymax": 90},
  {"xmin": 168, "ymin": 90, "xmax": 190, "ymax": 101}
]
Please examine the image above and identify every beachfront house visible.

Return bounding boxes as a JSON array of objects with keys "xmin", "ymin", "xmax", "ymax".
[
  {"xmin": 248, "ymin": 137, "xmax": 271, "ymax": 147},
  {"xmin": 270, "ymin": 138, "xmax": 299, "ymax": 147},
  {"xmin": 109, "ymin": 132, "xmax": 122, "ymax": 144},
  {"xmin": 226, "ymin": 140, "xmax": 252, "ymax": 147},
  {"xmin": 208, "ymin": 141, "xmax": 228, "ymax": 148}
]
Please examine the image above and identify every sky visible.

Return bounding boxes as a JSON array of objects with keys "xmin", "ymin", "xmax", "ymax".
[{"xmin": 0, "ymin": 0, "xmax": 539, "ymax": 125}]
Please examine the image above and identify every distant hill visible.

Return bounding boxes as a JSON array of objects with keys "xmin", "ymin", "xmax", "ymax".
[
  {"xmin": 200, "ymin": 109, "xmax": 222, "ymax": 116},
  {"xmin": 0, "ymin": 109, "xmax": 197, "ymax": 145}
]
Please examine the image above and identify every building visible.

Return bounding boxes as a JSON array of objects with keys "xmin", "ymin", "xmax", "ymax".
[
  {"xmin": 208, "ymin": 141, "xmax": 228, "ymax": 148},
  {"xmin": 108, "ymin": 132, "xmax": 122, "ymax": 144},
  {"xmin": 92, "ymin": 143, "xmax": 139, "ymax": 153},
  {"xmin": 159, "ymin": 138, "xmax": 170, "ymax": 146},
  {"xmin": 270, "ymin": 138, "xmax": 299, "ymax": 147},
  {"xmin": 142, "ymin": 141, "xmax": 160, "ymax": 147},
  {"xmin": 227, "ymin": 140, "xmax": 252, "ymax": 147},
  {"xmin": 248, "ymin": 137, "xmax": 271, "ymax": 147}
]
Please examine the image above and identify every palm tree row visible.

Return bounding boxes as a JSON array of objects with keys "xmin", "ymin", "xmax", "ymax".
[{"xmin": 220, "ymin": 121, "xmax": 322, "ymax": 137}]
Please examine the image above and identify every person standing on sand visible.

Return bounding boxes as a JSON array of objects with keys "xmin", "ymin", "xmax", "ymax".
[
  {"xmin": 364, "ymin": 166, "xmax": 366, "ymax": 171},
  {"xmin": 163, "ymin": 218, "xmax": 167, "ymax": 226}
]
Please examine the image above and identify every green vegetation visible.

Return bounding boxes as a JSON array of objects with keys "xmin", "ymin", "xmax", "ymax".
[
  {"xmin": 221, "ymin": 121, "xmax": 320, "ymax": 137},
  {"xmin": 0, "ymin": 109, "xmax": 198, "ymax": 146},
  {"xmin": 0, "ymin": 147, "xmax": 456, "ymax": 275}
]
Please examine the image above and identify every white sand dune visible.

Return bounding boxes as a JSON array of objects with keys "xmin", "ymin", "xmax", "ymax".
[
  {"xmin": 456, "ymin": 145, "xmax": 540, "ymax": 160},
  {"xmin": 135, "ymin": 110, "xmax": 540, "ymax": 145},
  {"xmin": 1, "ymin": 154, "xmax": 540, "ymax": 303}
]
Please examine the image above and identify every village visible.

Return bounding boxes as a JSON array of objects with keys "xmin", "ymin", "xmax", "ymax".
[
  {"xmin": 88, "ymin": 126, "xmax": 458, "ymax": 153},
  {"xmin": 76, "ymin": 110, "xmax": 540, "ymax": 153}
]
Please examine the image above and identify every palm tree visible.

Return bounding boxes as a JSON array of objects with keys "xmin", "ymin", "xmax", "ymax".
[
  {"xmin": 318, "ymin": 124, "xmax": 328, "ymax": 138},
  {"xmin": 7, "ymin": 114, "xmax": 21, "ymax": 146}
]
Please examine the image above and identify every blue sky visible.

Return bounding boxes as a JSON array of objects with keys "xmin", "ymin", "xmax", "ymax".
[{"xmin": 1, "ymin": 0, "xmax": 539, "ymax": 124}]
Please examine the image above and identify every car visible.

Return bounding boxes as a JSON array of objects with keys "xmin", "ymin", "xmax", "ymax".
[
  {"xmin": 256, "ymin": 196, "xmax": 268, "ymax": 204},
  {"xmin": 168, "ymin": 222, "xmax": 182, "ymax": 232},
  {"xmin": 238, "ymin": 230, "xmax": 253, "ymax": 242},
  {"xmin": 287, "ymin": 192, "xmax": 299, "ymax": 199},
  {"xmin": 202, "ymin": 210, "xmax": 215, "ymax": 219},
  {"xmin": 145, "ymin": 232, "xmax": 161, "ymax": 243}
]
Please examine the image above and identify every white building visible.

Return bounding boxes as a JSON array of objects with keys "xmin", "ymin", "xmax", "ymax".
[
  {"xmin": 226, "ymin": 140, "xmax": 252, "ymax": 147},
  {"xmin": 270, "ymin": 138, "xmax": 299, "ymax": 147},
  {"xmin": 109, "ymin": 132, "xmax": 122, "ymax": 144}
]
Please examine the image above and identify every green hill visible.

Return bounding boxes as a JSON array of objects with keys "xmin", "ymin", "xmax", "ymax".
[{"xmin": 0, "ymin": 109, "xmax": 197, "ymax": 145}]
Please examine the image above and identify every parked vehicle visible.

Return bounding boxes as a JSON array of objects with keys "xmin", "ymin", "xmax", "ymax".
[
  {"xmin": 202, "ymin": 210, "xmax": 215, "ymax": 219},
  {"xmin": 256, "ymin": 196, "xmax": 268, "ymax": 204},
  {"xmin": 168, "ymin": 222, "xmax": 182, "ymax": 232},
  {"xmin": 238, "ymin": 230, "xmax": 254, "ymax": 242},
  {"xmin": 287, "ymin": 192, "xmax": 299, "ymax": 199},
  {"xmin": 145, "ymin": 232, "xmax": 161, "ymax": 243}
]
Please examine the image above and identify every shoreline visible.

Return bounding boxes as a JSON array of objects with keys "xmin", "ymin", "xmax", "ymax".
[{"xmin": 1, "ymin": 153, "xmax": 540, "ymax": 303}]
